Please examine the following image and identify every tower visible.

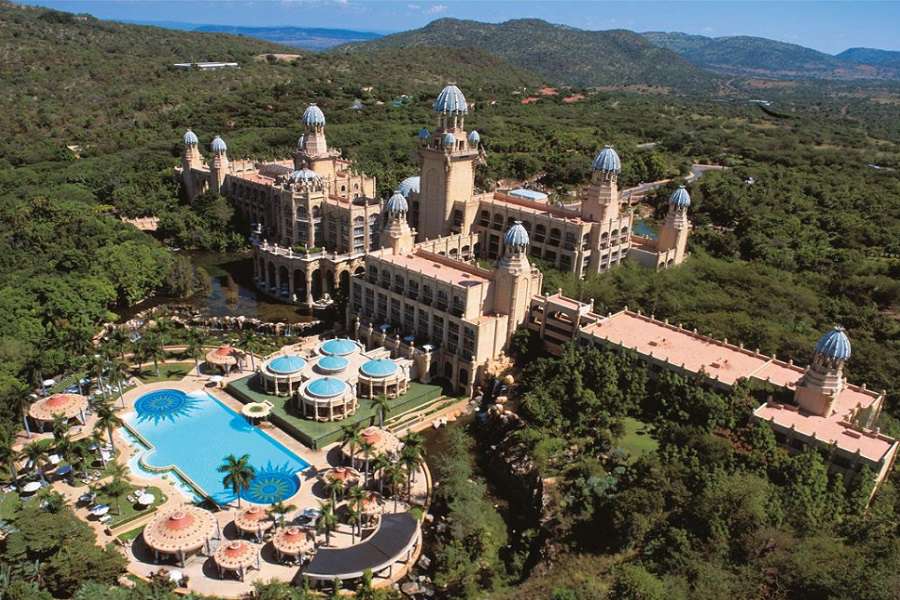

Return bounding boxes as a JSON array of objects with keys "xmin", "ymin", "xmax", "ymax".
[
  {"xmin": 795, "ymin": 327, "xmax": 851, "ymax": 416},
  {"xmin": 417, "ymin": 84, "xmax": 480, "ymax": 240},
  {"xmin": 581, "ymin": 146, "xmax": 621, "ymax": 222},
  {"xmin": 294, "ymin": 103, "xmax": 328, "ymax": 169},
  {"xmin": 380, "ymin": 191, "xmax": 415, "ymax": 254},
  {"xmin": 181, "ymin": 129, "xmax": 202, "ymax": 199},
  {"xmin": 494, "ymin": 222, "xmax": 536, "ymax": 343},
  {"xmin": 656, "ymin": 185, "xmax": 691, "ymax": 264},
  {"xmin": 209, "ymin": 135, "xmax": 228, "ymax": 195}
]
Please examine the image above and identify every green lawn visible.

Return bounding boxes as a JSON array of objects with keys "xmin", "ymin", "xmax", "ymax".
[
  {"xmin": 117, "ymin": 525, "xmax": 146, "ymax": 542},
  {"xmin": 227, "ymin": 375, "xmax": 443, "ymax": 449},
  {"xmin": 617, "ymin": 417, "xmax": 658, "ymax": 463},
  {"xmin": 134, "ymin": 362, "xmax": 195, "ymax": 383},
  {"xmin": 93, "ymin": 484, "xmax": 166, "ymax": 528}
]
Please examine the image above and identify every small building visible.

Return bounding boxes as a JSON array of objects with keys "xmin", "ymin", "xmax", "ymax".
[
  {"xmin": 172, "ymin": 62, "xmax": 239, "ymax": 70},
  {"xmin": 508, "ymin": 188, "xmax": 548, "ymax": 202}
]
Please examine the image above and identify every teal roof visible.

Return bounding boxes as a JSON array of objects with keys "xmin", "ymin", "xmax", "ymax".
[
  {"xmin": 210, "ymin": 135, "xmax": 227, "ymax": 154},
  {"xmin": 302, "ymin": 103, "xmax": 326, "ymax": 126},
  {"xmin": 317, "ymin": 356, "xmax": 348, "ymax": 372},
  {"xmin": 433, "ymin": 84, "xmax": 468, "ymax": 114},
  {"xmin": 815, "ymin": 327, "xmax": 851, "ymax": 361},
  {"xmin": 592, "ymin": 145, "xmax": 620, "ymax": 173},
  {"xmin": 360, "ymin": 359, "xmax": 398, "ymax": 378},
  {"xmin": 504, "ymin": 221, "xmax": 529, "ymax": 249},
  {"xmin": 268, "ymin": 355, "xmax": 305, "ymax": 375},
  {"xmin": 670, "ymin": 185, "xmax": 691, "ymax": 208},
  {"xmin": 183, "ymin": 129, "xmax": 198, "ymax": 145},
  {"xmin": 321, "ymin": 338, "xmax": 357, "ymax": 356},
  {"xmin": 307, "ymin": 377, "xmax": 347, "ymax": 398}
]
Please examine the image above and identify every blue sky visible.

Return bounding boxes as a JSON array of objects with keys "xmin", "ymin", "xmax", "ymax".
[{"xmin": 18, "ymin": 1, "xmax": 900, "ymax": 54}]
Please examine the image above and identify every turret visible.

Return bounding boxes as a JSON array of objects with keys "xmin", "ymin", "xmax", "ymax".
[
  {"xmin": 795, "ymin": 327, "xmax": 851, "ymax": 416},
  {"xmin": 181, "ymin": 129, "xmax": 202, "ymax": 199},
  {"xmin": 294, "ymin": 104, "xmax": 328, "ymax": 169},
  {"xmin": 656, "ymin": 185, "xmax": 691, "ymax": 264},
  {"xmin": 209, "ymin": 135, "xmax": 228, "ymax": 194},
  {"xmin": 495, "ymin": 222, "xmax": 536, "ymax": 342},
  {"xmin": 581, "ymin": 146, "xmax": 621, "ymax": 222},
  {"xmin": 380, "ymin": 191, "xmax": 415, "ymax": 254}
]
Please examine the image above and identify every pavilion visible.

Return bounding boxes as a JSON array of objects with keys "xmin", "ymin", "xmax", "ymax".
[
  {"xmin": 27, "ymin": 393, "xmax": 88, "ymax": 433},
  {"xmin": 143, "ymin": 506, "xmax": 218, "ymax": 567},
  {"xmin": 213, "ymin": 540, "xmax": 260, "ymax": 581}
]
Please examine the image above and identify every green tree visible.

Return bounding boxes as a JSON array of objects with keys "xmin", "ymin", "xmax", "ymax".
[
  {"xmin": 371, "ymin": 394, "xmax": 390, "ymax": 428},
  {"xmin": 608, "ymin": 564, "xmax": 666, "ymax": 600},
  {"xmin": 316, "ymin": 500, "xmax": 337, "ymax": 546},
  {"xmin": 218, "ymin": 453, "xmax": 255, "ymax": 508},
  {"xmin": 94, "ymin": 401, "xmax": 122, "ymax": 455},
  {"xmin": 103, "ymin": 476, "xmax": 130, "ymax": 515}
]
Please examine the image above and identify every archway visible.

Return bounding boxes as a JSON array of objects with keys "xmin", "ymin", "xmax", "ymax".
[
  {"xmin": 266, "ymin": 262, "xmax": 276, "ymax": 289},
  {"xmin": 277, "ymin": 266, "xmax": 289, "ymax": 296},
  {"xmin": 339, "ymin": 270, "xmax": 350, "ymax": 295},
  {"xmin": 294, "ymin": 270, "xmax": 306, "ymax": 302},
  {"xmin": 310, "ymin": 269, "xmax": 322, "ymax": 300}
]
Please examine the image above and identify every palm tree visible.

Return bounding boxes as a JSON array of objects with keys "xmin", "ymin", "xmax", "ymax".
[
  {"xmin": 0, "ymin": 429, "xmax": 21, "ymax": 490},
  {"xmin": 359, "ymin": 440, "xmax": 374, "ymax": 486},
  {"xmin": 107, "ymin": 327, "xmax": 131, "ymax": 362},
  {"xmin": 316, "ymin": 500, "xmax": 337, "ymax": 546},
  {"xmin": 22, "ymin": 440, "xmax": 49, "ymax": 483},
  {"xmin": 371, "ymin": 394, "xmax": 391, "ymax": 428},
  {"xmin": 37, "ymin": 487, "xmax": 66, "ymax": 513},
  {"xmin": 87, "ymin": 353, "xmax": 108, "ymax": 402},
  {"xmin": 267, "ymin": 500, "xmax": 294, "ymax": 527},
  {"xmin": 140, "ymin": 332, "xmax": 166, "ymax": 377},
  {"xmin": 370, "ymin": 454, "xmax": 392, "ymax": 495},
  {"xmin": 108, "ymin": 360, "xmax": 130, "ymax": 408},
  {"xmin": 186, "ymin": 329, "xmax": 206, "ymax": 374},
  {"xmin": 384, "ymin": 462, "xmax": 406, "ymax": 512},
  {"xmin": 239, "ymin": 330, "xmax": 260, "ymax": 372},
  {"xmin": 340, "ymin": 422, "xmax": 362, "ymax": 468},
  {"xmin": 50, "ymin": 414, "xmax": 69, "ymax": 441},
  {"xmin": 94, "ymin": 402, "xmax": 122, "ymax": 455},
  {"xmin": 106, "ymin": 460, "xmax": 129, "ymax": 481},
  {"xmin": 104, "ymin": 475, "xmax": 130, "ymax": 515},
  {"xmin": 345, "ymin": 503, "xmax": 361, "ymax": 544},
  {"xmin": 324, "ymin": 476, "xmax": 344, "ymax": 505},
  {"xmin": 71, "ymin": 439, "xmax": 93, "ymax": 478},
  {"xmin": 347, "ymin": 484, "xmax": 366, "ymax": 535},
  {"xmin": 399, "ymin": 445, "xmax": 422, "ymax": 501},
  {"xmin": 218, "ymin": 453, "xmax": 255, "ymax": 508},
  {"xmin": 401, "ymin": 430, "xmax": 425, "ymax": 484}
]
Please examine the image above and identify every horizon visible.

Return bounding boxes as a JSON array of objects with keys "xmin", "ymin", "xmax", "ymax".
[{"xmin": 15, "ymin": 0, "xmax": 900, "ymax": 55}]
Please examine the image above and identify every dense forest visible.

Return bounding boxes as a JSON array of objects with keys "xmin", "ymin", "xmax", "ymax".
[{"xmin": 0, "ymin": 2, "xmax": 899, "ymax": 598}]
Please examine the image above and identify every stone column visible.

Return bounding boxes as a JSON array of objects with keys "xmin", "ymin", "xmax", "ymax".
[{"xmin": 306, "ymin": 271, "xmax": 314, "ymax": 305}]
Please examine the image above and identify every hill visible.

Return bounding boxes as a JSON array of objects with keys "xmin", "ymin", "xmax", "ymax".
[
  {"xmin": 838, "ymin": 47, "xmax": 900, "ymax": 70},
  {"xmin": 191, "ymin": 25, "xmax": 381, "ymax": 50},
  {"xmin": 337, "ymin": 18, "xmax": 717, "ymax": 92},
  {"xmin": 643, "ymin": 31, "xmax": 900, "ymax": 80}
]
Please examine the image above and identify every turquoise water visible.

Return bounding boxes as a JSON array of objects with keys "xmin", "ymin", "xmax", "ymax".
[
  {"xmin": 125, "ymin": 389, "xmax": 309, "ymax": 505},
  {"xmin": 633, "ymin": 218, "xmax": 657, "ymax": 239}
]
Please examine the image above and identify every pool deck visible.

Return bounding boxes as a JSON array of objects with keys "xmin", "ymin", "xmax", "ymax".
[{"xmin": 59, "ymin": 359, "xmax": 429, "ymax": 598}]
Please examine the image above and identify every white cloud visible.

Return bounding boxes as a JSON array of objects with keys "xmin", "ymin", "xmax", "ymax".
[{"xmin": 427, "ymin": 3, "xmax": 447, "ymax": 14}]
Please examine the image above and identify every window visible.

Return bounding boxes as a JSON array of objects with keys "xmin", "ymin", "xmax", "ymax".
[
  {"xmin": 480, "ymin": 210, "xmax": 490, "ymax": 226},
  {"xmin": 492, "ymin": 214, "xmax": 504, "ymax": 231},
  {"xmin": 564, "ymin": 231, "xmax": 576, "ymax": 251},
  {"xmin": 393, "ymin": 275, "xmax": 405, "ymax": 294},
  {"xmin": 436, "ymin": 289, "xmax": 449, "ymax": 310},
  {"xmin": 534, "ymin": 224, "xmax": 546, "ymax": 243},
  {"xmin": 549, "ymin": 228, "xmax": 561, "ymax": 246}
]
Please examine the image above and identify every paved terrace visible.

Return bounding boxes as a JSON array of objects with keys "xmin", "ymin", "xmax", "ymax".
[{"xmin": 577, "ymin": 308, "xmax": 895, "ymax": 466}]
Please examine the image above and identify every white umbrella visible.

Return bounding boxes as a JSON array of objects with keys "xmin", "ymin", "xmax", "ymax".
[
  {"xmin": 138, "ymin": 493, "xmax": 156, "ymax": 505},
  {"xmin": 48, "ymin": 454, "xmax": 61, "ymax": 465},
  {"xmin": 210, "ymin": 375, "xmax": 224, "ymax": 383},
  {"xmin": 168, "ymin": 570, "xmax": 183, "ymax": 583},
  {"xmin": 91, "ymin": 505, "xmax": 110, "ymax": 516},
  {"xmin": 22, "ymin": 481, "xmax": 42, "ymax": 493},
  {"xmin": 42, "ymin": 378, "xmax": 56, "ymax": 388}
]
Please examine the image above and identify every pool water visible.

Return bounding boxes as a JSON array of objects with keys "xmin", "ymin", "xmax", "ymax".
[{"xmin": 124, "ymin": 389, "xmax": 309, "ymax": 505}]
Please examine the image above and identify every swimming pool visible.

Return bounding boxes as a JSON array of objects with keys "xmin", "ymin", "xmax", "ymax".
[{"xmin": 124, "ymin": 389, "xmax": 309, "ymax": 505}]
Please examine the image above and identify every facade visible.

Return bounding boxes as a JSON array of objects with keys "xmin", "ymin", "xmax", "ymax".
[{"xmin": 530, "ymin": 294, "xmax": 898, "ymax": 496}]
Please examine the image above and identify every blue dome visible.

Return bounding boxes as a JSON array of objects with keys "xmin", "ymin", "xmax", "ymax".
[
  {"xmin": 302, "ymin": 104, "xmax": 326, "ymax": 127},
  {"xmin": 504, "ymin": 221, "xmax": 529, "ymax": 249},
  {"xmin": 307, "ymin": 377, "xmax": 347, "ymax": 398},
  {"xmin": 433, "ymin": 84, "xmax": 468, "ymax": 114},
  {"xmin": 417, "ymin": 127, "xmax": 431, "ymax": 140},
  {"xmin": 592, "ymin": 145, "xmax": 620, "ymax": 173},
  {"xmin": 814, "ymin": 327, "xmax": 851, "ymax": 361},
  {"xmin": 268, "ymin": 355, "xmax": 306, "ymax": 375},
  {"xmin": 289, "ymin": 168, "xmax": 320, "ymax": 183},
  {"xmin": 210, "ymin": 136, "xmax": 227, "ymax": 154},
  {"xmin": 442, "ymin": 132, "xmax": 456, "ymax": 147},
  {"xmin": 468, "ymin": 130, "xmax": 480, "ymax": 145},
  {"xmin": 183, "ymin": 129, "xmax": 198, "ymax": 145},
  {"xmin": 385, "ymin": 191, "xmax": 408, "ymax": 216},
  {"xmin": 321, "ymin": 338, "xmax": 358, "ymax": 357},
  {"xmin": 398, "ymin": 176, "xmax": 420, "ymax": 198},
  {"xmin": 317, "ymin": 355, "xmax": 348, "ymax": 373},
  {"xmin": 670, "ymin": 185, "xmax": 691, "ymax": 208},
  {"xmin": 360, "ymin": 359, "xmax": 398, "ymax": 378}
]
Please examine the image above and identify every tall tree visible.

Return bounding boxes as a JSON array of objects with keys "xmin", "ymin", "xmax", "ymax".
[{"xmin": 218, "ymin": 453, "xmax": 255, "ymax": 508}]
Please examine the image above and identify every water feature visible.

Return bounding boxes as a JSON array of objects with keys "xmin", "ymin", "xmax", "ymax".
[{"xmin": 632, "ymin": 218, "xmax": 657, "ymax": 239}]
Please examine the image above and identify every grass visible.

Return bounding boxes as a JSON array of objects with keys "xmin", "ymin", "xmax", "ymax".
[
  {"xmin": 117, "ymin": 525, "xmax": 146, "ymax": 542},
  {"xmin": 93, "ymin": 484, "xmax": 167, "ymax": 529},
  {"xmin": 227, "ymin": 375, "xmax": 443, "ymax": 449},
  {"xmin": 617, "ymin": 417, "xmax": 658, "ymax": 463},
  {"xmin": 133, "ymin": 362, "xmax": 195, "ymax": 383}
]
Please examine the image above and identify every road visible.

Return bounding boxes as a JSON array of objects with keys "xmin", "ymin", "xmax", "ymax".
[{"xmin": 622, "ymin": 163, "xmax": 726, "ymax": 200}]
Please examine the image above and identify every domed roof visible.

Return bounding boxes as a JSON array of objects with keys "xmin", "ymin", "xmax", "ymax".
[
  {"xmin": 302, "ymin": 103, "xmax": 326, "ymax": 127},
  {"xmin": 670, "ymin": 185, "xmax": 691, "ymax": 208},
  {"xmin": 433, "ymin": 84, "xmax": 468, "ymax": 114},
  {"xmin": 268, "ymin": 355, "xmax": 306, "ymax": 375},
  {"xmin": 442, "ymin": 132, "xmax": 456, "ymax": 146},
  {"xmin": 297, "ymin": 134, "xmax": 305, "ymax": 147},
  {"xmin": 183, "ymin": 129, "xmax": 198, "ymax": 145},
  {"xmin": 210, "ymin": 135, "xmax": 227, "ymax": 154},
  {"xmin": 398, "ymin": 176, "xmax": 420, "ymax": 197},
  {"xmin": 317, "ymin": 355, "xmax": 348, "ymax": 373},
  {"xmin": 360, "ymin": 359, "xmax": 398, "ymax": 378},
  {"xmin": 306, "ymin": 377, "xmax": 347, "ymax": 398},
  {"xmin": 289, "ymin": 168, "xmax": 320, "ymax": 183},
  {"xmin": 467, "ymin": 130, "xmax": 480, "ymax": 145},
  {"xmin": 417, "ymin": 127, "xmax": 431, "ymax": 140},
  {"xmin": 385, "ymin": 190, "xmax": 408, "ymax": 216},
  {"xmin": 592, "ymin": 145, "xmax": 620, "ymax": 173},
  {"xmin": 814, "ymin": 327, "xmax": 851, "ymax": 361},
  {"xmin": 320, "ymin": 338, "xmax": 358, "ymax": 357},
  {"xmin": 504, "ymin": 221, "xmax": 530, "ymax": 249}
]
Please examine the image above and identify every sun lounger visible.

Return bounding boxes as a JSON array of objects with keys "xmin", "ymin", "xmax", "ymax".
[{"xmin": 99, "ymin": 515, "xmax": 111, "ymax": 523}]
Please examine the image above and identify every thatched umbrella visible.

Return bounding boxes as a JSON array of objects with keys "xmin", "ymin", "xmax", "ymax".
[
  {"xmin": 271, "ymin": 526, "xmax": 314, "ymax": 561},
  {"xmin": 143, "ymin": 506, "xmax": 217, "ymax": 566},
  {"xmin": 322, "ymin": 466, "xmax": 361, "ymax": 486},
  {"xmin": 234, "ymin": 505, "xmax": 274, "ymax": 541},
  {"xmin": 342, "ymin": 426, "xmax": 402, "ymax": 463},
  {"xmin": 205, "ymin": 345, "xmax": 238, "ymax": 373},
  {"xmin": 28, "ymin": 393, "xmax": 88, "ymax": 427},
  {"xmin": 213, "ymin": 540, "xmax": 259, "ymax": 581},
  {"xmin": 359, "ymin": 491, "xmax": 384, "ymax": 523}
]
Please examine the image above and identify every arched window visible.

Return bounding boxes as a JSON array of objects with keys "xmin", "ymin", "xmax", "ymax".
[
  {"xmin": 312, "ymin": 205, "xmax": 321, "ymax": 218},
  {"xmin": 492, "ymin": 213, "xmax": 503, "ymax": 231},
  {"xmin": 549, "ymin": 228, "xmax": 561, "ymax": 246},
  {"xmin": 297, "ymin": 206, "xmax": 307, "ymax": 218},
  {"xmin": 480, "ymin": 210, "xmax": 490, "ymax": 226},
  {"xmin": 534, "ymin": 224, "xmax": 546, "ymax": 243}
]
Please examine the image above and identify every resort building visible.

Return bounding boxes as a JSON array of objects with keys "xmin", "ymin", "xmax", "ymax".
[{"xmin": 529, "ymin": 294, "xmax": 899, "ymax": 495}]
